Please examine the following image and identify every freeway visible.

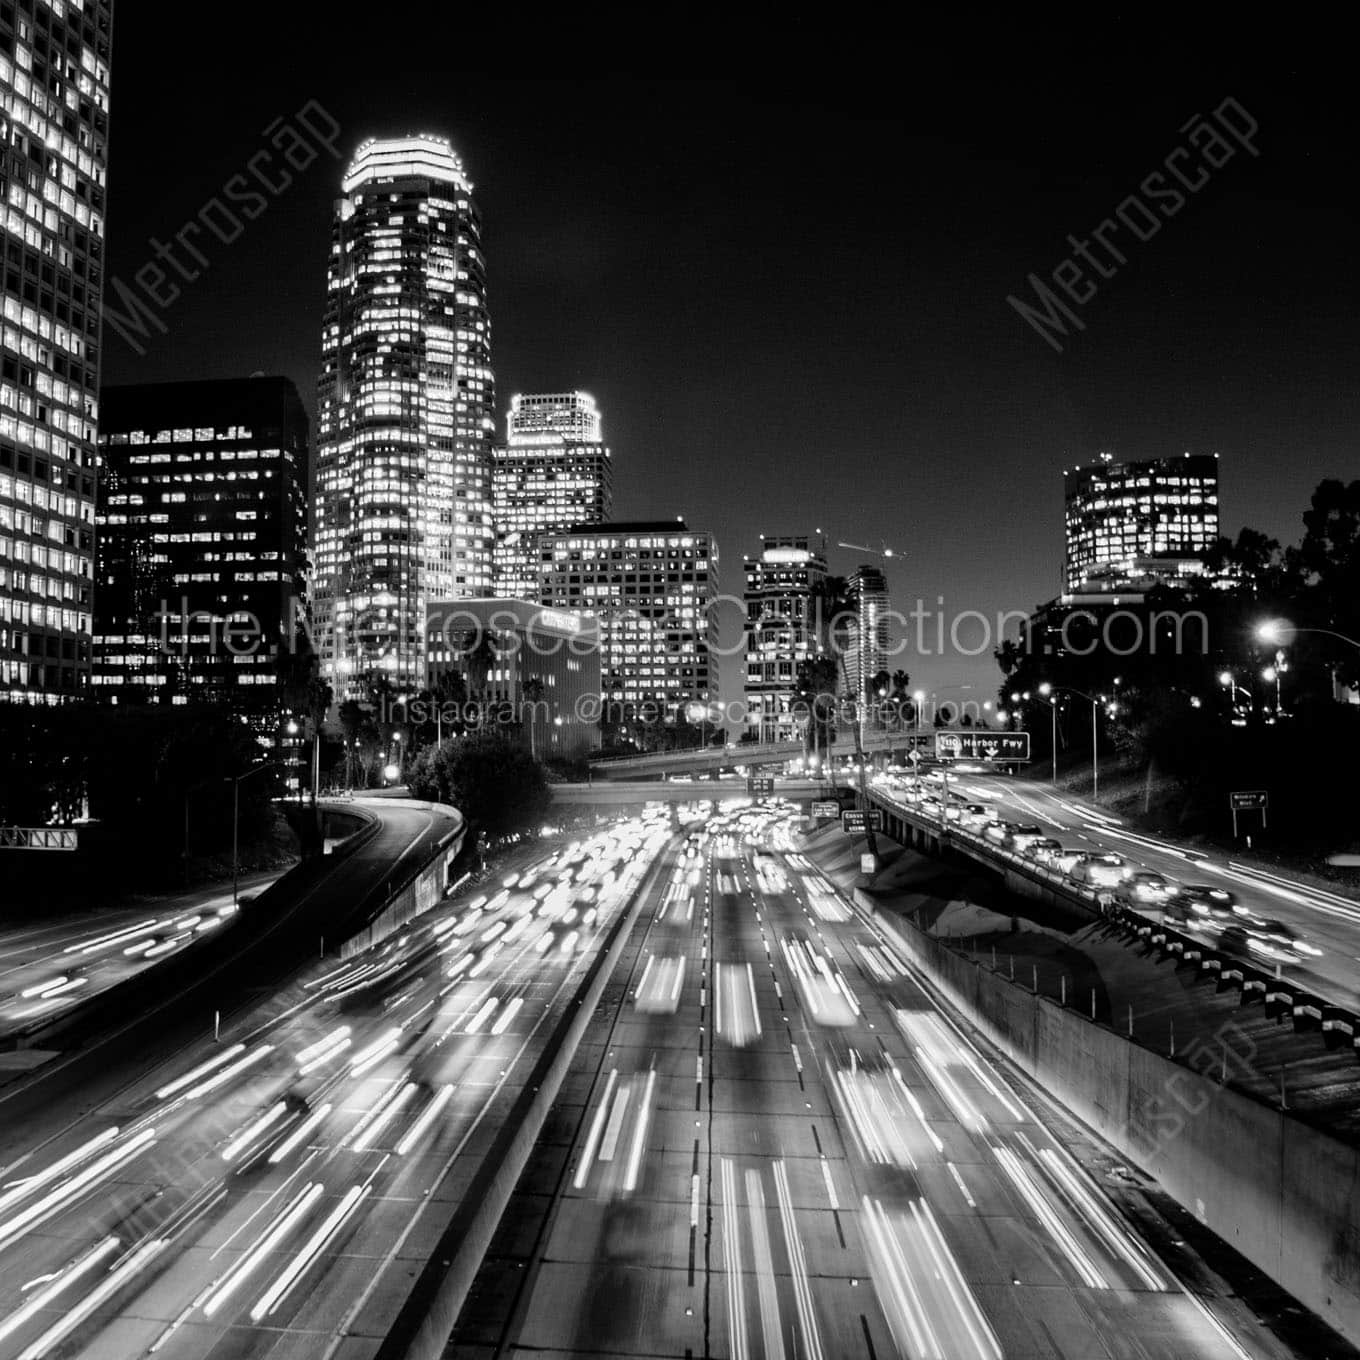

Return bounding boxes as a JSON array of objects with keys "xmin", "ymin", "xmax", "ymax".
[
  {"xmin": 0, "ymin": 805, "xmax": 670, "ymax": 1359},
  {"xmin": 460, "ymin": 801, "xmax": 1288, "ymax": 1359},
  {"xmin": 897, "ymin": 773, "xmax": 1360, "ymax": 1011},
  {"xmin": 0, "ymin": 874, "xmax": 282, "ymax": 1040}
]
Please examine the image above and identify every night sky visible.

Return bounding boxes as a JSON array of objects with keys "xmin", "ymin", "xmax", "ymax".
[{"xmin": 101, "ymin": 18, "xmax": 1359, "ymax": 701}]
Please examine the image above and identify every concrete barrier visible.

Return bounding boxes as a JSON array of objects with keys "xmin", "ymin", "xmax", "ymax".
[
  {"xmin": 856, "ymin": 889, "xmax": 1360, "ymax": 1347},
  {"xmin": 339, "ymin": 802, "xmax": 465, "ymax": 958},
  {"xmin": 372, "ymin": 838, "xmax": 675, "ymax": 1360}
]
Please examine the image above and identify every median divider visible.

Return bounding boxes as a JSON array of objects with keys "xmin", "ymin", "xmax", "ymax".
[{"xmin": 373, "ymin": 834, "xmax": 679, "ymax": 1360}]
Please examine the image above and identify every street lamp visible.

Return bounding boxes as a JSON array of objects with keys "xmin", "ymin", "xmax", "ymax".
[
  {"xmin": 1037, "ymin": 682, "xmax": 1103, "ymax": 797},
  {"xmin": 227, "ymin": 761, "xmax": 285, "ymax": 907},
  {"xmin": 1256, "ymin": 618, "xmax": 1360, "ymax": 650},
  {"xmin": 1218, "ymin": 669, "xmax": 1252, "ymax": 724}
]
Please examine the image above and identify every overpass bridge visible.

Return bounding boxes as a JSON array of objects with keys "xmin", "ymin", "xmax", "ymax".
[{"xmin": 586, "ymin": 730, "xmax": 937, "ymax": 780}]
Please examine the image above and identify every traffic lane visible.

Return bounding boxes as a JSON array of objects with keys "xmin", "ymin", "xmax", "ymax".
[
  {"xmin": 766, "ymin": 839, "xmax": 1265, "ymax": 1360},
  {"xmin": 0, "ymin": 876, "xmax": 289, "ymax": 1034},
  {"xmin": 962, "ymin": 778, "xmax": 1360, "ymax": 1006},
  {"xmin": 0, "ymin": 816, "xmax": 663, "ymax": 1360},
  {"xmin": 505, "ymin": 831, "xmax": 892, "ymax": 1360}
]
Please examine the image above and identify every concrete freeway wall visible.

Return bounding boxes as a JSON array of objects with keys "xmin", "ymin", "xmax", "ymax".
[{"xmin": 860, "ymin": 894, "xmax": 1360, "ymax": 1346}]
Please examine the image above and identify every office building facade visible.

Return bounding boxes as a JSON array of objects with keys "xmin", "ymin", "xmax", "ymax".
[
  {"xmin": 537, "ymin": 520, "xmax": 718, "ymax": 720},
  {"xmin": 492, "ymin": 391, "xmax": 611, "ymax": 598},
  {"xmin": 315, "ymin": 135, "xmax": 495, "ymax": 696},
  {"xmin": 93, "ymin": 378, "xmax": 309, "ymax": 712},
  {"xmin": 845, "ymin": 563, "xmax": 890, "ymax": 702},
  {"xmin": 1064, "ymin": 452, "xmax": 1220, "ymax": 591},
  {"xmin": 425, "ymin": 597, "xmax": 600, "ymax": 761},
  {"xmin": 0, "ymin": 3, "xmax": 113, "ymax": 698},
  {"xmin": 743, "ymin": 534, "xmax": 827, "ymax": 741}
]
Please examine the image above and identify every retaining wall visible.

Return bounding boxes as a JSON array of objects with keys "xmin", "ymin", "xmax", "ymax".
[{"xmin": 858, "ymin": 891, "xmax": 1360, "ymax": 1346}]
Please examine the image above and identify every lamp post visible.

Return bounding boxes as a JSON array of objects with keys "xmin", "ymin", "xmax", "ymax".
[
  {"xmin": 227, "ymin": 761, "xmax": 285, "ymax": 907},
  {"xmin": 1037, "ymin": 682, "xmax": 1104, "ymax": 798},
  {"xmin": 1256, "ymin": 620, "xmax": 1359, "ymax": 704},
  {"xmin": 1218, "ymin": 670, "xmax": 1252, "ymax": 724}
]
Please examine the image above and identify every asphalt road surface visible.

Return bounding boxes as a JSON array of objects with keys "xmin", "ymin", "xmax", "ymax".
[
  {"xmin": 0, "ymin": 808, "xmax": 671, "ymax": 1360},
  {"xmin": 461, "ymin": 801, "xmax": 1291, "ymax": 1359}
]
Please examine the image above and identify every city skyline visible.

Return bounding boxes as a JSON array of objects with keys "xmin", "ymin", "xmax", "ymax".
[{"xmin": 95, "ymin": 34, "xmax": 1360, "ymax": 697}]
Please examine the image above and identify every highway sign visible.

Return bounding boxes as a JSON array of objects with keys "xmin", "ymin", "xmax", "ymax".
[
  {"xmin": 1229, "ymin": 790, "xmax": 1268, "ymax": 810},
  {"xmin": 841, "ymin": 810, "xmax": 883, "ymax": 833},
  {"xmin": 810, "ymin": 800, "xmax": 840, "ymax": 818},
  {"xmin": 747, "ymin": 775, "xmax": 775, "ymax": 795},
  {"xmin": 935, "ymin": 731, "xmax": 1030, "ymax": 762}
]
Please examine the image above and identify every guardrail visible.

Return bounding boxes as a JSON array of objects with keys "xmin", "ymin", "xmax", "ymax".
[{"xmin": 865, "ymin": 785, "xmax": 1360, "ymax": 1059}]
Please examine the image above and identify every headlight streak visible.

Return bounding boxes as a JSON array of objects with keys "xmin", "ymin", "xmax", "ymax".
[
  {"xmin": 621, "ymin": 1070, "xmax": 656, "ymax": 1194},
  {"xmin": 202, "ymin": 1182, "xmax": 324, "ymax": 1318},
  {"xmin": 0, "ymin": 1128, "xmax": 156, "ymax": 1252},
  {"xmin": 351, "ymin": 1082, "xmax": 418, "ymax": 1154},
  {"xmin": 394, "ymin": 1085, "xmax": 455, "ymax": 1156},
  {"xmin": 0, "ymin": 1235, "xmax": 120, "ymax": 1348},
  {"xmin": 1021, "ymin": 1135, "xmax": 1166, "ymax": 1290},
  {"xmin": 15, "ymin": 1236, "xmax": 170, "ymax": 1360},
  {"xmin": 249, "ymin": 1183, "xmax": 373, "ymax": 1322},
  {"xmin": 179, "ymin": 1043, "xmax": 275, "ymax": 1101},
  {"xmin": 65, "ymin": 918, "xmax": 159, "ymax": 955},
  {"xmin": 573, "ymin": 1069, "xmax": 617, "ymax": 1190},
  {"xmin": 153, "ymin": 1044, "xmax": 245, "ymax": 1100},
  {"xmin": 719, "ymin": 1158, "xmax": 750, "ymax": 1360},
  {"xmin": 0, "ymin": 1128, "xmax": 120, "ymax": 1217},
  {"xmin": 349, "ymin": 1027, "xmax": 402, "ymax": 1077},
  {"xmin": 862, "ymin": 1195, "xmax": 1003, "ymax": 1360},
  {"xmin": 221, "ymin": 1102, "xmax": 288, "ymax": 1162},
  {"xmin": 773, "ymin": 1159, "xmax": 825, "ymax": 1360},
  {"xmin": 992, "ymin": 1144, "xmax": 1107, "ymax": 1288},
  {"xmin": 297, "ymin": 1026, "xmax": 352, "ymax": 1075},
  {"xmin": 268, "ymin": 1104, "xmax": 333, "ymax": 1165}
]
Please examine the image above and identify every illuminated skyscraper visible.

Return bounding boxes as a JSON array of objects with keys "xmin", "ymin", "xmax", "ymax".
[
  {"xmin": 0, "ymin": 3, "xmax": 113, "ymax": 698},
  {"xmin": 93, "ymin": 378, "xmax": 309, "ymax": 715},
  {"xmin": 845, "ymin": 564, "xmax": 889, "ymax": 703},
  {"xmin": 538, "ymin": 520, "xmax": 718, "ymax": 718},
  {"xmin": 743, "ymin": 534, "xmax": 827, "ymax": 741},
  {"xmin": 314, "ymin": 135, "xmax": 495, "ymax": 695},
  {"xmin": 1063, "ymin": 452, "xmax": 1219, "ymax": 591},
  {"xmin": 492, "ymin": 392, "xmax": 612, "ymax": 598}
]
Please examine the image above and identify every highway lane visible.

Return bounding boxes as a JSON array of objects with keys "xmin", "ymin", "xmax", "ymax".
[
  {"xmin": 0, "ymin": 809, "xmax": 672, "ymax": 1360},
  {"xmin": 0, "ymin": 874, "xmax": 284, "ymax": 1038},
  {"xmin": 903, "ymin": 773, "xmax": 1360, "ymax": 1010},
  {"xmin": 481, "ymin": 802, "xmax": 1286, "ymax": 1359}
]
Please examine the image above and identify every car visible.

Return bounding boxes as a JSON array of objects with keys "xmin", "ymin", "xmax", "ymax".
[
  {"xmin": 1022, "ymin": 837, "xmax": 1064, "ymax": 863},
  {"xmin": 984, "ymin": 820, "xmax": 1019, "ymax": 845},
  {"xmin": 1246, "ymin": 916, "xmax": 1324, "ymax": 958},
  {"xmin": 958, "ymin": 802, "xmax": 993, "ymax": 828},
  {"xmin": 1067, "ymin": 852, "xmax": 1132, "ymax": 887},
  {"xmin": 1122, "ymin": 870, "xmax": 1172, "ymax": 905},
  {"xmin": 1165, "ymin": 883, "xmax": 1238, "ymax": 922},
  {"xmin": 1006, "ymin": 824, "xmax": 1046, "ymax": 851}
]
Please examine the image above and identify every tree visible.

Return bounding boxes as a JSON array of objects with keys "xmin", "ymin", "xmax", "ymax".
[
  {"xmin": 1296, "ymin": 478, "xmax": 1360, "ymax": 688},
  {"xmin": 408, "ymin": 729, "xmax": 550, "ymax": 843}
]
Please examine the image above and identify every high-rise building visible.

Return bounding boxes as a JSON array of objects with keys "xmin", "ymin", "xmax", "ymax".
[
  {"xmin": 743, "ymin": 534, "xmax": 827, "ymax": 741},
  {"xmin": 0, "ymin": 4, "xmax": 113, "ymax": 699},
  {"xmin": 93, "ymin": 378, "xmax": 309, "ymax": 713},
  {"xmin": 845, "ymin": 564, "xmax": 890, "ymax": 702},
  {"xmin": 314, "ymin": 135, "xmax": 495, "ymax": 696},
  {"xmin": 492, "ymin": 392, "xmax": 612, "ymax": 598},
  {"xmin": 1063, "ymin": 452, "xmax": 1220, "ymax": 591},
  {"xmin": 537, "ymin": 520, "xmax": 718, "ymax": 719}
]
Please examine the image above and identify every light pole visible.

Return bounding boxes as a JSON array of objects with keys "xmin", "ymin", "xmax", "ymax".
[
  {"xmin": 1218, "ymin": 670, "xmax": 1252, "ymax": 724},
  {"xmin": 1048, "ymin": 697, "xmax": 1058, "ymax": 783},
  {"xmin": 1037, "ymin": 683, "xmax": 1106, "ymax": 798},
  {"xmin": 1256, "ymin": 619, "xmax": 1360, "ymax": 703},
  {"xmin": 227, "ymin": 761, "xmax": 285, "ymax": 907}
]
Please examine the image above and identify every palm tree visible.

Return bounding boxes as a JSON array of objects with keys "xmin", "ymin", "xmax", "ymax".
[
  {"xmin": 521, "ymin": 675, "xmax": 546, "ymax": 759},
  {"xmin": 809, "ymin": 576, "xmax": 881, "ymax": 864}
]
